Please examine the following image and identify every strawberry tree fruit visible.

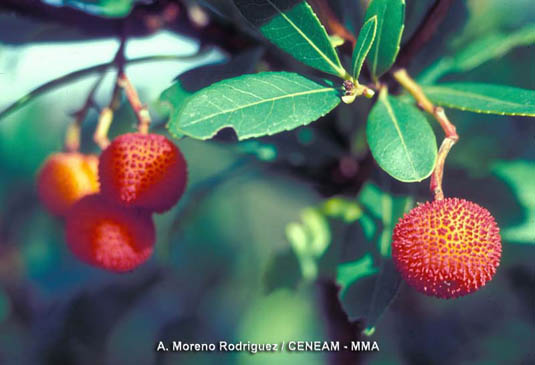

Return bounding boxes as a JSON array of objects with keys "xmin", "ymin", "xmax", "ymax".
[
  {"xmin": 98, "ymin": 133, "xmax": 187, "ymax": 213},
  {"xmin": 99, "ymin": 133, "xmax": 187, "ymax": 213},
  {"xmin": 65, "ymin": 194, "xmax": 155, "ymax": 272},
  {"xmin": 392, "ymin": 198, "xmax": 502, "ymax": 299},
  {"xmin": 37, "ymin": 152, "xmax": 99, "ymax": 216}
]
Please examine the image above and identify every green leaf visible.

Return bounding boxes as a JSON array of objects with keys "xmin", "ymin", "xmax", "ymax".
[
  {"xmin": 419, "ymin": 24, "xmax": 535, "ymax": 83},
  {"xmin": 423, "ymin": 83, "xmax": 535, "ymax": 117},
  {"xmin": 169, "ymin": 72, "xmax": 341, "ymax": 140},
  {"xmin": 455, "ymin": 24, "xmax": 535, "ymax": 71},
  {"xmin": 159, "ymin": 84, "xmax": 190, "ymax": 130},
  {"xmin": 365, "ymin": 258, "xmax": 402, "ymax": 332},
  {"xmin": 339, "ymin": 183, "xmax": 412, "ymax": 329},
  {"xmin": 358, "ymin": 183, "xmax": 414, "ymax": 257},
  {"xmin": 321, "ymin": 197, "xmax": 363, "ymax": 223},
  {"xmin": 287, "ymin": 207, "xmax": 332, "ymax": 281},
  {"xmin": 63, "ymin": 0, "xmax": 135, "ymax": 18},
  {"xmin": 159, "ymin": 48, "xmax": 264, "ymax": 122},
  {"xmin": 234, "ymin": 0, "xmax": 347, "ymax": 78},
  {"xmin": 364, "ymin": 0, "xmax": 405, "ymax": 80},
  {"xmin": 351, "ymin": 16, "xmax": 378, "ymax": 80},
  {"xmin": 367, "ymin": 89, "xmax": 437, "ymax": 182},
  {"xmin": 337, "ymin": 254, "xmax": 378, "ymax": 296},
  {"xmin": 492, "ymin": 161, "xmax": 535, "ymax": 244}
]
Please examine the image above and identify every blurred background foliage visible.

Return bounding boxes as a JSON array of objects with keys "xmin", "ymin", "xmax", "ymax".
[{"xmin": 0, "ymin": 0, "xmax": 534, "ymax": 364}]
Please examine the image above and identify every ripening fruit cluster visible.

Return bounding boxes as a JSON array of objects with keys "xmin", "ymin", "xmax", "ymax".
[
  {"xmin": 37, "ymin": 133, "xmax": 187, "ymax": 272},
  {"xmin": 392, "ymin": 198, "xmax": 501, "ymax": 299}
]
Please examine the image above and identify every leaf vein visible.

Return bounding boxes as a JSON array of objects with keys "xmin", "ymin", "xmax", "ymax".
[
  {"xmin": 182, "ymin": 87, "xmax": 335, "ymax": 127},
  {"xmin": 381, "ymin": 95, "xmax": 418, "ymax": 178}
]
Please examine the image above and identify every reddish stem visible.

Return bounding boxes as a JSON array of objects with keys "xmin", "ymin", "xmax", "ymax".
[{"xmin": 118, "ymin": 73, "xmax": 151, "ymax": 134}]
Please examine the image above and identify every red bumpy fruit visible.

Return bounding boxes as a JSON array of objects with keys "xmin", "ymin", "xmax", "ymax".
[
  {"xmin": 98, "ymin": 133, "xmax": 187, "ymax": 213},
  {"xmin": 392, "ymin": 198, "xmax": 501, "ymax": 299},
  {"xmin": 65, "ymin": 194, "xmax": 155, "ymax": 272},
  {"xmin": 37, "ymin": 152, "xmax": 99, "ymax": 216}
]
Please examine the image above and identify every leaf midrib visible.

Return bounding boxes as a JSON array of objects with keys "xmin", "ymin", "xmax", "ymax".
[
  {"xmin": 266, "ymin": 0, "xmax": 344, "ymax": 77},
  {"xmin": 182, "ymin": 87, "xmax": 335, "ymax": 127},
  {"xmin": 381, "ymin": 96, "xmax": 418, "ymax": 178}
]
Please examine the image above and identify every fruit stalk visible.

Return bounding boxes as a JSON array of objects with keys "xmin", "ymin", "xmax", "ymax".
[
  {"xmin": 93, "ymin": 74, "xmax": 126, "ymax": 150},
  {"xmin": 393, "ymin": 68, "xmax": 459, "ymax": 200},
  {"xmin": 118, "ymin": 72, "xmax": 151, "ymax": 134},
  {"xmin": 93, "ymin": 107, "xmax": 113, "ymax": 149}
]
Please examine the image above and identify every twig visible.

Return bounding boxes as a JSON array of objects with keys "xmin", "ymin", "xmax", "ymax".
[
  {"xmin": 114, "ymin": 30, "xmax": 128, "ymax": 75},
  {"xmin": 118, "ymin": 73, "xmax": 151, "ymax": 134},
  {"xmin": 0, "ymin": 49, "xmax": 212, "ymax": 122},
  {"xmin": 93, "ymin": 107, "xmax": 113, "ymax": 150},
  {"xmin": 393, "ymin": 69, "xmax": 458, "ymax": 200},
  {"xmin": 64, "ymin": 72, "xmax": 105, "ymax": 152},
  {"xmin": 93, "ymin": 36, "xmax": 127, "ymax": 150},
  {"xmin": 394, "ymin": 0, "xmax": 456, "ymax": 69}
]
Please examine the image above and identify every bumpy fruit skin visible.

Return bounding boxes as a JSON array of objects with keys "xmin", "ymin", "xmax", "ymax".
[
  {"xmin": 65, "ymin": 194, "xmax": 155, "ymax": 272},
  {"xmin": 392, "ymin": 198, "xmax": 501, "ymax": 299},
  {"xmin": 37, "ymin": 153, "xmax": 99, "ymax": 216},
  {"xmin": 98, "ymin": 133, "xmax": 187, "ymax": 213}
]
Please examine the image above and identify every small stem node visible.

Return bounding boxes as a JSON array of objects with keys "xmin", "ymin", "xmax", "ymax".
[{"xmin": 341, "ymin": 80, "xmax": 375, "ymax": 104}]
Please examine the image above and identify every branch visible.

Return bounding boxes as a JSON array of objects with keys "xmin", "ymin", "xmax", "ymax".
[
  {"xmin": 0, "ymin": 50, "xmax": 212, "ymax": 122},
  {"xmin": 0, "ymin": 0, "xmax": 173, "ymax": 41},
  {"xmin": 0, "ymin": 0, "xmax": 256, "ymax": 54},
  {"xmin": 393, "ymin": 69, "xmax": 458, "ymax": 201},
  {"xmin": 394, "ymin": 0, "xmax": 456, "ymax": 69}
]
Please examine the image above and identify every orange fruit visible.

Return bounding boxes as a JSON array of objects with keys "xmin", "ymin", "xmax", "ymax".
[{"xmin": 392, "ymin": 198, "xmax": 501, "ymax": 299}]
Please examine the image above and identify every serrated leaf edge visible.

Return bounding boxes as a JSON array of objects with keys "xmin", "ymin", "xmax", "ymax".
[{"xmin": 424, "ymin": 85, "xmax": 535, "ymax": 117}]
